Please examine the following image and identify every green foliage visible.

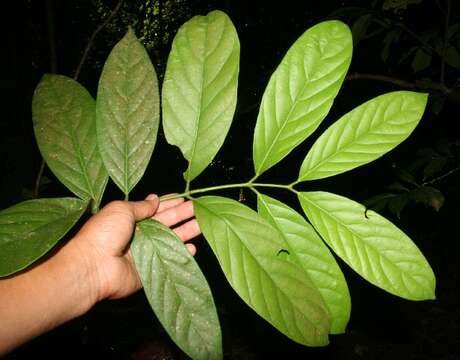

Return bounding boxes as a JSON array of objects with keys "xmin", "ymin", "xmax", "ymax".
[
  {"xmin": 162, "ymin": 10, "xmax": 239, "ymax": 183},
  {"xmin": 364, "ymin": 138, "xmax": 460, "ymax": 217},
  {"xmin": 252, "ymin": 21, "xmax": 352, "ymax": 176},
  {"xmin": 299, "ymin": 191, "xmax": 435, "ymax": 300},
  {"xmin": 0, "ymin": 9, "xmax": 437, "ymax": 357},
  {"xmin": 328, "ymin": 0, "xmax": 460, "ymax": 217},
  {"xmin": 132, "ymin": 219, "xmax": 221, "ymax": 360},
  {"xmin": 96, "ymin": 28, "xmax": 160, "ymax": 198},
  {"xmin": 383, "ymin": 0, "xmax": 423, "ymax": 12},
  {"xmin": 0, "ymin": 198, "xmax": 87, "ymax": 276},
  {"xmin": 32, "ymin": 75, "xmax": 108, "ymax": 212},
  {"xmin": 257, "ymin": 193, "xmax": 351, "ymax": 334},
  {"xmin": 298, "ymin": 91, "xmax": 427, "ymax": 181},
  {"xmin": 194, "ymin": 196, "xmax": 330, "ymax": 346}
]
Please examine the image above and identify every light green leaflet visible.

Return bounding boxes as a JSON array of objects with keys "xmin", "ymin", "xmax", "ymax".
[
  {"xmin": 257, "ymin": 193, "xmax": 351, "ymax": 334},
  {"xmin": 194, "ymin": 196, "xmax": 331, "ymax": 346},
  {"xmin": 298, "ymin": 191, "xmax": 436, "ymax": 300},
  {"xmin": 162, "ymin": 10, "xmax": 240, "ymax": 183},
  {"xmin": 0, "ymin": 198, "xmax": 87, "ymax": 276},
  {"xmin": 96, "ymin": 28, "xmax": 160, "ymax": 197},
  {"xmin": 253, "ymin": 20, "xmax": 352, "ymax": 176},
  {"xmin": 32, "ymin": 74, "xmax": 108, "ymax": 212},
  {"xmin": 132, "ymin": 219, "xmax": 222, "ymax": 360},
  {"xmin": 299, "ymin": 91, "xmax": 428, "ymax": 181}
]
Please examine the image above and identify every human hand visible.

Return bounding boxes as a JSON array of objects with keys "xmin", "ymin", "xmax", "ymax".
[{"xmin": 71, "ymin": 194, "xmax": 200, "ymax": 303}]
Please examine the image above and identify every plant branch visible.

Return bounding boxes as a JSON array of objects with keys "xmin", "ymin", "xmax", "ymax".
[
  {"xmin": 423, "ymin": 165, "xmax": 460, "ymax": 186},
  {"xmin": 347, "ymin": 73, "xmax": 417, "ymax": 89},
  {"xmin": 159, "ymin": 181, "xmax": 295, "ymax": 201},
  {"xmin": 33, "ymin": 162, "xmax": 46, "ymax": 199},
  {"xmin": 73, "ymin": 0, "xmax": 124, "ymax": 80},
  {"xmin": 346, "ymin": 73, "xmax": 456, "ymax": 96},
  {"xmin": 374, "ymin": 17, "xmax": 440, "ymax": 57}
]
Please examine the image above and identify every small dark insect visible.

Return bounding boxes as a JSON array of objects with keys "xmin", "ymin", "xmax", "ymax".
[
  {"xmin": 277, "ymin": 249, "xmax": 290, "ymax": 256},
  {"xmin": 364, "ymin": 208, "xmax": 369, "ymax": 219}
]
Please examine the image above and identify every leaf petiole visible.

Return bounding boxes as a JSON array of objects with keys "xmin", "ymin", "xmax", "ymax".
[{"xmin": 159, "ymin": 181, "xmax": 298, "ymax": 201}]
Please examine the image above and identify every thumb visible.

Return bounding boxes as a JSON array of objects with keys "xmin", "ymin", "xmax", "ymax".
[{"xmin": 131, "ymin": 194, "xmax": 160, "ymax": 221}]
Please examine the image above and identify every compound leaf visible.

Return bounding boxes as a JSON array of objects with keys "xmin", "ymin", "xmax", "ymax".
[
  {"xmin": 194, "ymin": 196, "xmax": 330, "ymax": 346},
  {"xmin": 253, "ymin": 20, "xmax": 352, "ymax": 176},
  {"xmin": 257, "ymin": 193, "xmax": 350, "ymax": 334},
  {"xmin": 32, "ymin": 74, "xmax": 108, "ymax": 211},
  {"xmin": 97, "ymin": 28, "xmax": 160, "ymax": 197},
  {"xmin": 162, "ymin": 10, "xmax": 240, "ymax": 183},
  {"xmin": 0, "ymin": 198, "xmax": 87, "ymax": 277},
  {"xmin": 132, "ymin": 219, "xmax": 222, "ymax": 360},
  {"xmin": 298, "ymin": 191, "xmax": 436, "ymax": 300},
  {"xmin": 299, "ymin": 91, "xmax": 428, "ymax": 181}
]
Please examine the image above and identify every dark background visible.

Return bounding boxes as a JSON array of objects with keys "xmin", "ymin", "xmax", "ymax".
[{"xmin": 2, "ymin": 0, "xmax": 460, "ymax": 359}]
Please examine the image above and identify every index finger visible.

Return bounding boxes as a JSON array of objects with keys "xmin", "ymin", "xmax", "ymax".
[{"xmin": 153, "ymin": 201, "xmax": 195, "ymax": 227}]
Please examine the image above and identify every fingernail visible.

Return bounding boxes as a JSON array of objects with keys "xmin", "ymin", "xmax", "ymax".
[{"xmin": 146, "ymin": 194, "xmax": 158, "ymax": 201}]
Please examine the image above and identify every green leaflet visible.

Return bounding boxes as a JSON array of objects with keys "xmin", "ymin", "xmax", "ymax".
[
  {"xmin": 32, "ymin": 74, "xmax": 108, "ymax": 212},
  {"xmin": 162, "ymin": 10, "xmax": 240, "ymax": 183},
  {"xmin": 253, "ymin": 20, "xmax": 352, "ymax": 176},
  {"xmin": 298, "ymin": 191, "xmax": 436, "ymax": 300},
  {"xmin": 257, "ymin": 193, "xmax": 351, "ymax": 334},
  {"xmin": 299, "ymin": 91, "xmax": 428, "ymax": 181},
  {"xmin": 96, "ymin": 28, "xmax": 160, "ymax": 197},
  {"xmin": 0, "ymin": 198, "xmax": 87, "ymax": 277},
  {"xmin": 194, "ymin": 196, "xmax": 331, "ymax": 346},
  {"xmin": 132, "ymin": 219, "xmax": 222, "ymax": 360}
]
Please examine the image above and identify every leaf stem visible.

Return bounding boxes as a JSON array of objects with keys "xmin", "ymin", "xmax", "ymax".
[
  {"xmin": 422, "ymin": 164, "xmax": 460, "ymax": 186},
  {"xmin": 73, "ymin": 0, "xmax": 124, "ymax": 80},
  {"xmin": 33, "ymin": 161, "xmax": 46, "ymax": 199},
  {"xmin": 159, "ymin": 181, "xmax": 297, "ymax": 201}
]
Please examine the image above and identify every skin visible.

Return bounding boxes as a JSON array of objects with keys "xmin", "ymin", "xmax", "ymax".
[{"xmin": 0, "ymin": 194, "xmax": 200, "ymax": 356}]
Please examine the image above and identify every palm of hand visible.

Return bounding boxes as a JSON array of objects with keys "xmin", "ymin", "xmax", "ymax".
[{"xmin": 73, "ymin": 196, "xmax": 199, "ymax": 301}]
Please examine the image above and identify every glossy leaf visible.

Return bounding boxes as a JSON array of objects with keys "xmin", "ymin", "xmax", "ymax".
[
  {"xmin": 132, "ymin": 219, "xmax": 222, "ymax": 360},
  {"xmin": 253, "ymin": 20, "xmax": 352, "ymax": 176},
  {"xmin": 257, "ymin": 193, "xmax": 350, "ymax": 334},
  {"xmin": 162, "ymin": 10, "xmax": 240, "ymax": 183},
  {"xmin": 299, "ymin": 91, "xmax": 428, "ymax": 181},
  {"xmin": 298, "ymin": 191, "xmax": 436, "ymax": 300},
  {"xmin": 97, "ymin": 28, "xmax": 160, "ymax": 196},
  {"xmin": 0, "ymin": 198, "xmax": 87, "ymax": 277},
  {"xmin": 194, "ymin": 196, "xmax": 330, "ymax": 346},
  {"xmin": 32, "ymin": 74, "xmax": 108, "ymax": 211}
]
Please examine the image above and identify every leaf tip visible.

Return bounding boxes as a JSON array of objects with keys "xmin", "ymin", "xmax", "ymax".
[{"xmin": 124, "ymin": 26, "xmax": 139, "ymax": 42}]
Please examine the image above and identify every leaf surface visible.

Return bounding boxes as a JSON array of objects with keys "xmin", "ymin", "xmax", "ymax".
[
  {"xmin": 298, "ymin": 191, "xmax": 436, "ymax": 300},
  {"xmin": 194, "ymin": 196, "xmax": 330, "ymax": 346},
  {"xmin": 97, "ymin": 28, "xmax": 160, "ymax": 196},
  {"xmin": 162, "ymin": 10, "xmax": 240, "ymax": 182},
  {"xmin": 299, "ymin": 91, "xmax": 428, "ymax": 181},
  {"xmin": 257, "ymin": 193, "xmax": 350, "ymax": 334},
  {"xmin": 32, "ymin": 74, "xmax": 108, "ymax": 210},
  {"xmin": 253, "ymin": 20, "xmax": 352, "ymax": 176},
  {"xmin": 132, "ymin": 219, "xmax": 222, "ymax": 360},
  {"xmin": 0, "ymin": 198, "xmax": 87, "ymax": 276}
]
